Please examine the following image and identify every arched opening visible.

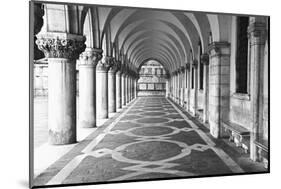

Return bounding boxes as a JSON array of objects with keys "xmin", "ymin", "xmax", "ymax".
[{"xmin": 137, "ymin": 59, "xmax": 167, "ymax": 96}]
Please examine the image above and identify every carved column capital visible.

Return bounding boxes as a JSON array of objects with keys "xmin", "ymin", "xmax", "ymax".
[
  {"xmin": 108, "ymin": 59, "xmax": 121, "ymax": 73},
  {"xmin": 207, "ymin": 41, "xmax": 230, "ymax": 57},
  {"xmin": 96, "ymin": 56, "xmax": 114, "ymax": 72},
  {"xmin": 79, "ymin": 48, "xmax": 103, "ymax": 66},
  {"xmin": 185, "ymin": 63, "xmax": 190, "ymax": 70},
  {"xmin": 201, "ymin": 53, "xmax": 209, "ymax": 66},
  {"xmin": 248, "ymin": 22, "xmax": 267, "ymax": 45},
  {"xmin": 192, "ymin": 59, "xmax": 198, "ymax": 69},
  {"xmin": 36, "ymin": 33, "xmax": 86, "ymax": 60},
  {"xmin": 180, "ymin": 66, "xmax": 185, "ymax": 73}
]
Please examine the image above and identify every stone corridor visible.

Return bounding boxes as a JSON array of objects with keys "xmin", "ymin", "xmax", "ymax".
[{"xmin": 34, "ymin": 97, "xmax": 265, "ymax": 186}]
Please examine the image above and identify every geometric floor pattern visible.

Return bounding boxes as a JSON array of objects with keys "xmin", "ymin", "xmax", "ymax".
[{"xmin": 34, "ymin": 97, "xmax": 264, "ymax": 186}]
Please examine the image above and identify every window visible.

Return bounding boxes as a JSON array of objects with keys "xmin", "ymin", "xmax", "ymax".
[{"xmin": 235, "ymin": 16, "xmax": 249, "ymax": 94}]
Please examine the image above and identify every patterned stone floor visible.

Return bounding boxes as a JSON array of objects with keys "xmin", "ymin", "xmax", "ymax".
[{"xmin": 34, "ymin": 97, "xmax": 266, "ymax": 187}]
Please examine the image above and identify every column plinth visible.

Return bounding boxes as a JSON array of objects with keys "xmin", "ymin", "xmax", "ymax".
[{"xmin": 36, "ymin": 33, "xmax": 86, "ymax": 145}]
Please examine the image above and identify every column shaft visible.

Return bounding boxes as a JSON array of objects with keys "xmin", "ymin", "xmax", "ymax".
[
  {"xmin": 122, "ymin": 74, "xmax": 126, "ymax": 105},
  {"xmin": 248, "ymin": 19, "xmax": 266, "ymax": 160},
  {"xmin": 207, "ymin": 42, "xmax": 230, "ymax": 138},
  {"xmin": 116, "ymin": 71, "xmax": 122, "ymax": 109},
  {"xmin": 48, "ymin": 58, "xmax": 77, "ymax": 144},
  {"xmin": 108, "ymin": 70, "xmax": 116, "ymax": 113},
  {"xmin": 78, "ymin": 64, "xmax": 96, "ymax": 128},
  {"xmin": 96, "ymin": 68, "xmax": 109, "ymax": 119}
]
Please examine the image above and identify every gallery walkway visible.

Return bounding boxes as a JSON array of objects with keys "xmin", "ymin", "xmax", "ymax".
[{"xmin": 34, "ymin": 96, "xmax": 265, "ymax": 186}]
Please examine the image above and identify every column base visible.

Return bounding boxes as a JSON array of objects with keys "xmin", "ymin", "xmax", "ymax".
[{"xmin": 48, "ymin": 129, "xmax": 76, "ymax": 145}]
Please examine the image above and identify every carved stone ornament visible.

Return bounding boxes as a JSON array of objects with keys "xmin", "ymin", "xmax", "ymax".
[
  {"xmin": 207, "ymin": 41, "xmax": 230, "ymax": 56},
  {"xmin": 200, "ymin": 53, "xmax": 209, "ymax": 65},
  {"xmin": 192, "ymin": 59, "xmax": 198, "ymax": 68},
  {"xmin": 185, "ymin": 63, "xmax": 190, "ymax": 70},
  {"xmin": 248, "ymin": 22, "xmax": 267, "ymax": 45},
  {"xmin": 96, "ymin": 56, "xmax": 114, "ymax": 72},
  {"xmin": 108, "ymin": 58, "xmax": 121, "ymax": 73},
  {"xmin": 36, "ymin": 33, "xmax": 86, "ymax": 60},
  {"xmin": 79, "ymin": 48, "xmax": 103, "ymax": 65}
]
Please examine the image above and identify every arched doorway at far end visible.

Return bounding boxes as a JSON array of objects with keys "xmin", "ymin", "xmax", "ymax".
[{"xmin": 137, "ymin": 60, "xmax": 167, "ymax": 97}]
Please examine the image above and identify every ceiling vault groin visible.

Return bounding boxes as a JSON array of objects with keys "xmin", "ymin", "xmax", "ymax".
[{"xmin": 38, "ymin": 4, "xmax": 233, "ymax": 75}]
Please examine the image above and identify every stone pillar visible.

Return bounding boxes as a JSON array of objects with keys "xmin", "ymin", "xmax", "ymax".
[
  {"xmin": 134, "ymin": 77, "xmax": 138, "ymax": 98},
  {"xmin": 128, "ymin": 76, "xmax": 131, "ymax": 101},
  {"xmin": 78, "ymin": 48, "xmax": 102, "ymax": 128},
  {"xmin": 185, "ymin": 63, "xmax": 191, "ymax": 112},
  {"xmin": 108, "ymin": 58, "xmax": 119, "ymax": 113},
  {"xmin": 176, "ymin": 72, "xmax": 179, "ymax": 104},
  {"xmin": 180, "ymin": 67, "xmax": 185, "ymax": 106},
  {"xmin": 201, "ymin": 54, "xmax": 209, "ymax": 123},
  {"xmin": 248, "ymin": 18, "xmax": 266, "ymax": 161},
  {"xmin": 96, "ymin": 58, "xmax": 112, "ymax": 119},
  {"xmin": 165, "ymin": 78, "xmax": 169, "ymax": 98},
  {"xmin": 36, "ymin": 33, "xmax": 86, "ymax": 144},
  {"xmin": 116, "ymin": 66, "xmax": 122, "ymax": 109},
  {"xmin": 207, "ymin": 42, "xmax": 230, "ymax": 138},
  {"xmin": 192, "ymin": 60, "xmax": 198, "ymax": 116},
  {"xmin": 126, "ymin": 75, "xmax": 130, "ymax": 103},
  {"xmin": 122, "ymin": 73, "xmax": 127, "ymax": 106},
  {"xmin": 173, "ymin": 73, "xmax": 176, "ymax": 101}
]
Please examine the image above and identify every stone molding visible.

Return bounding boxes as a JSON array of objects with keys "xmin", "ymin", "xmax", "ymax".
[
  {"xmin": 108, "ymin": 59, "xmax": 121, "ymax": 73},
  {"xmin": 36, "ymin": 33, "xmax": 86, "ymax": 60},
  {"xmin": 180, "ymin": 66, "xmax": 185, "ymax": 73},
  {"xmin": 192, "ymin": 59, "xmax": 198, "ymax": 69},
  {"xmin": 201, "ymin": 53, "xmax": 209, "ymax": 66},
  {"xmin": 79, "ymin": 48, "xmax": 103, "ymax": 66},
  {"xmin": 185, "ymin": 63, "xmax": 190, "ymax": 70},
  {"xmin": 207, "ymin": 42, "xmax": 230, "ymax": 58},
  {"xmin": 96, "ymin": 56, "xmax": 114, "ymax": 72},
  {"xmin": 248, "ymin": 22, "xmax": 267, "ymax": 46}
]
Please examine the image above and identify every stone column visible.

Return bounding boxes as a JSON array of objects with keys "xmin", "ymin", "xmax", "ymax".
[
  {"xmin": 192, "ymin": 60, "xmax": 198, "ymax": 116},
  {"xmin": 132, "ymin": 77, "xmax": 135, "ymax": 99},
  {"xmin": 185, "ymin": 63, "xmax": 191, "ymax": 112},
  {"xmin": 128, "ymin": 75, "xmax": 131, "ymax": 102},
  {"xmin": 126, "ymin": 74, "xmax": 130, "ymax": 103},
  {"xmin": 78, "ymin": 48, "xmax": 102, "ymax": 128},
  {"xmin": 176, "ymin": 71, "xmax": 180, "ymax": 104},
  {"xmin": 135, "ymin": 77, "xmax": 138, "ymax": 98},
  {"xmin": 207, "ymin": 42, "xmax": 230, "ymax": 138},
  {"xmin": 201, "ymin": 53, "xmax": 209, "ymax": 123},
  {"xmin": 116, "ymin": 64, "xmax": 122, "ymax": 109},
  {"xmin": 122, "ymin": 72, "xmax": 127, "ymax": 106},
  {"xmin": 172, "ymin": 74, "xmax": 175, "ymax": 101},
  {"xmin": 248, "ymin": 18, "xmax": 266, "ymax": 161},
  {"xmin": 96, "ymin": 58, "xmax": 112, "ymax": 119},
  {"xmin": 108, "ymin": 58, "xmax": 119, "ymax": 113},
  {"xmin": 165, "ymin": 77, "xmax": 169, "ymax": 98},
  {"xmin": 36, "ymin": 33, "xmax": 86, "ymax": 144},
  {"xmin": 180, "ymin": 67, "xmax": 185, "ymax": 106}
]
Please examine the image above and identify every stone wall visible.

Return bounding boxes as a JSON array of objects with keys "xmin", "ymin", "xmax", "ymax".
[
  {"xmin": 33, "ymin": 63, "xmax": 79, "ymax": 97},
  {"xmin": 34, "ymin": 63, "xmax": 48, "ymax": 96},
  {"xmin": 137, "ymin": 60, "xmax": 167, "ymax": 96}
]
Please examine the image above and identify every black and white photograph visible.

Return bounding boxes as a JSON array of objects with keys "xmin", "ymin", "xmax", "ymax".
[{"xmin": 29, "ymin": 0, "xmax": 269, "ymax": 188}]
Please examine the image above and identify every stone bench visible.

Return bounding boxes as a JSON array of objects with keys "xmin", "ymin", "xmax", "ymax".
[
  {"xmin": 222, "ymin": 121, "xmax": 250, "ymax": 153},
  {"xmin": 254, "ymin": 134, "xmax": 268, "ymax": 169}
]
